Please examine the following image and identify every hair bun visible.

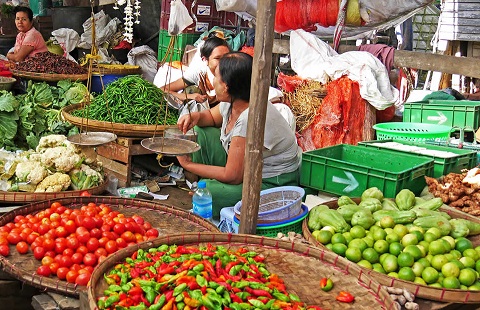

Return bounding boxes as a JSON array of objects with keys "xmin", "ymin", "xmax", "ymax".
[{"xmin": 203, "ymin": 31, "xmax": 226, "ymax": 41}]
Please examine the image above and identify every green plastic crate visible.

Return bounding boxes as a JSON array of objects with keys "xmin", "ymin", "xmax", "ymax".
[
  {"xmin": 300, "ymin": 144, "xmax": 434, "ymax": 198},
  {"xmin": 357, "ymin": 140, "xmax": 477, "ymax": 178},
  {"xmin": 403, "ymin": 100, "xmax": 480, "ymax": 129},
  {"xmin": 158, "ymin": 30, "xmax": 200, "ymax": 62}
]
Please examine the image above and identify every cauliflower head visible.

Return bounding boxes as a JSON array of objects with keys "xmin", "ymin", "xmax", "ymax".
[
  {"xmin": 15, "ymin": 161, "xmax": 49, "ymax": 185},
  {"xmin": 69, "ymin": 164, "xmax": 104, "ymax": 190},
  {"xmin": 40, "ymin": 146, "xmax": 82, "ymax": 173},
  {"xmin": 35, "ymin": 172, "xmax": 71, "ymax": 192},
  {"xmin": 36, "ymin": 135, "xmax": 68, "ymax": 152}
]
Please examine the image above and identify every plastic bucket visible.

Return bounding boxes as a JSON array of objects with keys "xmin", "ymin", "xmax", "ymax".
[{"xmin": 91, "ymin": 74, "xmax": 125, "ymax": 94}]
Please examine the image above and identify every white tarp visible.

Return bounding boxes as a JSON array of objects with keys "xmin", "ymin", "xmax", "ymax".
[{"xmin": 290, "ymin": 29, "xmax": 398, "ymax": 110}]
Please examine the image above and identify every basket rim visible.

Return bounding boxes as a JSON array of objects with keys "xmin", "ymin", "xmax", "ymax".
[
  {"xmin": 303, "ymin": 197, "xmax": 480, "ymax": 303},
  {"xmin": 0, "ymin": 76, "xmax": 16, "ymax": 83},
  {"xmin": 373, "ymin": 122, "xmax": 453, "ymax": 134},
  {"xmin": 234, "ymin": 205, "xmax": 308, "ymax": 228}
]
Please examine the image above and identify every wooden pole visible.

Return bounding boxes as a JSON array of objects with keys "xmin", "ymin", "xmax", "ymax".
[
  {"xmin": 273, "ymin": 39, "xmax": 480, "ymax": 78},
  {"xmin": 238, "ymin": 0, "xmax": 277, "ymax": 234}
]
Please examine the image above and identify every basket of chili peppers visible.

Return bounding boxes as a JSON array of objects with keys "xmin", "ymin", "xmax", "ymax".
[{"xmin": 88, "ymin": 233, "xmax": 397, "ymax": 310}]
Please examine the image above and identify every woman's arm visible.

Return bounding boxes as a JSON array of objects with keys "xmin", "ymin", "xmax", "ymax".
[
  {"xmin": 6, "ymin": 45, "xmax": 34, "ymax": 62},
  {"xmin": 177, "ymin": 136, "xmax": 246, "ymax": 184},
  {"xmin": 177, "ymin": 104, "xmax": 223, "ymax": 133},
  {"xmin": 162, "ymin": 77, "xmax": 207, "ymax": 102}
]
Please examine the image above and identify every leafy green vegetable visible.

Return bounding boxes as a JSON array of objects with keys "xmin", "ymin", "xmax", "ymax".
[{"xmin": 0, "ymin": 91, "xmax": 20, "ymax": 148}]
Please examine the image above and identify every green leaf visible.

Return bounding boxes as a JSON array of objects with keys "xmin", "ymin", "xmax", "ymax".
[
  {"xmin": 0, "ymin": 110, "xmax": 19, "ymax": 147},
  {"xmin": 0, "ymin": 91, "xmax": 19, "ymax": 112}
]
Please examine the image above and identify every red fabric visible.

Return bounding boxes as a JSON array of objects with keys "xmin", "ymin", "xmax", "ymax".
[
  {"xmin": 376, "ymin": 105, "xmax": 396, "ymax": 123},
  {"xmin": 240, "ymin": 45, "xmax": 254, "ymax": 57},
  {"xmin": 297, "ymin": 76, "xmax": 367, "ymax": 151},
  {"xmin": 357, "ymin": 44, "xmax": 395, "ymax": 72},
  {"xmin": 276, "ymin": 72, "xmax": 306, "ymax": 93},
  {"xmin": 274, "ymin": 0, "xmax": 339, "ymax": 33},
  {"xmin": 113, "ymin": 40, "xmax": 132, "ymax": 50},
  {"xmin": 0, "ymin": 71, "xmax": 13, "ymax": 77}
]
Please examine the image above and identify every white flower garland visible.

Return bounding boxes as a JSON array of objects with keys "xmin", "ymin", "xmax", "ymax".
[{"xmin": 113, "ymin": 0, "xmax": 141, "ymax": 43}]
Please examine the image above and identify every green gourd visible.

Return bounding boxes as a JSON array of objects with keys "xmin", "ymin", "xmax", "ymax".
[
  {"xmin": 351, "ymin": 209, "xmax": 376, "ymax": 230},
  {"xmin": 336, "ymin": 204, "xmax": 363, "ymax": 223},
  {"xmin": 359, "ymin": 198, "xmax": 382, "ymax": 213},
  {"xmin": 395, "ymin": 189, "xmax": 416, "ymax": 210}
]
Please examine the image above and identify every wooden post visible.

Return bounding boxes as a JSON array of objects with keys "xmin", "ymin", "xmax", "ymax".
[{"xmin": 238, "ymin": 0, "xmax": 277, "ymax": 235}]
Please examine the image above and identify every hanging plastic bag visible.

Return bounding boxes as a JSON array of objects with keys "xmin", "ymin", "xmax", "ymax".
[
  {"xmin": 51, "ymin": 28, "xmax": 80, "ymax": 62},
  {"xmin": 127, "ymin": 45, "xmax": 158, "ymax": 82},
  {"xmin": 168, "ymin": 0, "xmax": 194, "ymax": 35}
]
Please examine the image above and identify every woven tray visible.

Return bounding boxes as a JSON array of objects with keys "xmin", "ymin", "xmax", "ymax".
[
  {"xmin": 62, "ymin": 103, "xmax": 175, "ymax": 138},
  {"xmin": 88, "ymin": 233, "xmax": 396, "ymax": 310},
  {"xmin": 91, "ymin": 65, "xmax": 141, "ymax": 75},
  {"xmin": 302, "ymin": 198, "xmax": 480, "ymax": 303},
  {"xmin": 0, "ymin": 179, "xmax": 107, "ymax": 203},
  {"xmin": 0, "ymin": 196, "xmax": 219, "ymax": 296},
  {"xmin": 10, "ymin": 69, "xmax": 88, "ymax": 82}
]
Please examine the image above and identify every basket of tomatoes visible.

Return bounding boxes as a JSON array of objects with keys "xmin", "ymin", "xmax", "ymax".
[{"xmin": 0, "ymin": 196, "xmax": 219, "ymax": 296}]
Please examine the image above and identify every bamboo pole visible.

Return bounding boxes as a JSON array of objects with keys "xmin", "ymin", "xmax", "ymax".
[{"xmin": 238, "ymin": 0, "xmax": 277, "ymax": 234}]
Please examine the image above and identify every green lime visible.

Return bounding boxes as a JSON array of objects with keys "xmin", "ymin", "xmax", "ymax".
[
  {"xmin": 331, "ymin": 233, "xmax": 347, "ymax": 245},
  {"xmin": 343, "ymin": 232, "xmax": 353, "ymax": 244},
  {"xmin": 348, "ymin": 238, "xmax": 368, "ymax": 252},
  {"xmin": 412, "ymin": 262, "xmax": 425, "ymax": 277},
  {"xmin": 374, "ymin": 240, "xmax": 389, "ymax": 254},
  {"xmin": 382, "ymin": 254, "xmax": 398, "ymax": 273},
  {"xmin": 475, "ymin": 259, "xmax": 480, "ymax": 273},
  {"xmin": 350, "ymin": 225, "xmax": 366, "ymax": 239},
  {"xmin": 426, "ymin": 227, "xmax": 442, "ymax": 239},
  {"xmin": 384, "ymin": 228, "xmax": 394, "ymax": 235},
  {"xmin": 468, "ymin": 282, "xmax": 480, "ymax": 290},
  {"xmin": 423, "ymin": 232, "xmax": 438, "ymax": 243},
  {"xmin": 431, "ymin": 254, "xmax": 449, "ymax": 271},
  {"xmin": 315, "ymin": 230, "xmax": 333, "ymax": 244},
  {"xmin": 379, "ymin": 253, "xmax": 390, "ymax": 265},
  {"xmin": 409, "ymin": 226, "xmax": 425, "ymax": 234},
  {"xmin": 455, "ymin": 238, "xmax": 473, "ymax": 253},
  {"xmin": 410, "ymin": 230, "xmax": 424, "ymax": 242},
  {"xmin": 345, "ymin": 247, "xmax": 362, "ymax": 263},
  {"xmin": 357, "ymin": 259, "xmax": 373, "ymax": 269},
  {"xmin": 459, "ymin": 256, "xmax": 476, "ymax": 269},
  {"xmin": 463, "ymin": 249, "xmax": 479, "ymax": 261},
  {"xmin": 414, "ymin": 277, "xmax": 427, "ymax": 285},
  {"xmin": 444, "ymin": 253, "xmax": 454, "ymax": 262},
  {"xmin": 441, "ymin": 262, "xmax": 461, "ymax": 278},
  {"xmin": 372, "ymin": 263, "xmax": 386, "ymax": 274},
  {"xmin": 443, "ymin": 276, "xmax": 461, "ymax": 289},
  {"xmin": 398, "ymin": 252, "xmax": 415, "ymax": 268},
  {"xmin": 422, "ymin": 266, "xmax": 439, "ymax": 284},
  {"xmin": 401, "ymin": 233, "xmax": 419, "ymax": 247},
  {"xmin": 325, "ymin": 243, "xmax": 334, "ymax": 251},
  {"xmin": 362, "ymin": 248, "xmax": 380, "ymax": 264},
  {"xmin": 388, "ymin": 272, "xmax": 399, "ymax": 278},
  {"xmin": 441, "ymin": 239, "xmax": 452, "ymax": 252},
  {"xmin": 403, "ymin": 245, "xmax": 424, "ymax": 261},
  {"xmin": 372, "ymin": 229, "xmax": 387, "ymax": 241},
  {"xmin": 417, "ymin": 257, "xmax": 431, "ymax": 268},
  {"xmin": 385, "ymin": 232, "xmax": 400, "ymax": 244},
  {"xmin": 332, "ymin": 243, "xmax": 348, "ymax": 257},
  {"xmin": 389, "ymin": 242, "xmax": 404, "ymax": 256},
  {"xmin": 450, "ymin": 249, "xmax": 462, "ymax": 260},
  {"xmin": 363, "ymin": 236, "xmax": 375, "ymax": 248},
  {"xmin": 429, "ymin": 283, "xmax": 443, "ymax": 288},
  {"xmin": 450, "ymin": 259, "xmax": 465, "ymax": 271},
  {"xmin": 398, "ymin": 267, "xmax": 416, "ymax": 282},
  {"xmin": 441, "ymin": 236, "xmax": 456, "ymax": 249},
  {"xmin": 418, "ymin": 240, "xmax": 430, "ymax": 251},
  {"xmin": 429, "ymin": 240, "xmax": 446, "ymax": 256},
  {"xmin": 393, "ymin": 224, "xmax": 409, "ymax": 239},
  {"xmin": 459, "ymin": 268, "xmax": 478, "ymax": 286},
  {"xmin": 380, "ymin": 216, "xmax": 395, "ymax": 229}
]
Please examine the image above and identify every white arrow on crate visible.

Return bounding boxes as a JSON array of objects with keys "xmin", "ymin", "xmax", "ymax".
[
  {"xmin": 332, "ymin": 171, "xmax": 359, "ymax": 193},
  {"xmin": 427, "ymin": 111, "xmax": 447, "ymax": 125}
]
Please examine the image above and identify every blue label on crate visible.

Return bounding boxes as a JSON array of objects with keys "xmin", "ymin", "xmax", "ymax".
[
  {"xmin": 197, "ymin": 5, "xmax": 211, "ymax": 16},
  {"xmin": 195, "ymin": 22, "xmax": 209, "ymax": 32}
]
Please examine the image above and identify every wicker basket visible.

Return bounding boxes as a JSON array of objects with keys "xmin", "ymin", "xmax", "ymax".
[
  {"xmin": 234, "ymin": 186, "xmax": 305, "ymax": 223},
  {"xmin": 0, "ymin": 196, "xmax": 219, "ymax": 296},
  {"xmin": 88, "ymin": 233, "xmax": 397, "ymax": 309},
  {"xmin": 61, "ymin": 103, "xmax": 175, "ymax": 138},
  {"xmin": 0, "ymin": 178, "xmax": 107, "ymax": 203},
  {"xmin": 0, "ymin": 76, "xmax": 16, "ymax": 91},
  {"xmin": 10, "ymin": 69, "xmax": 88, "ymax": 82},
  {"xmin": 303, "ymin": 198, "xmax": 480, "ymax": 303}
]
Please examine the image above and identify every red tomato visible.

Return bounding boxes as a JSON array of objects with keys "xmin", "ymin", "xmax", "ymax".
[
  {"xmin": 50, "ymin": 202, "xmax": 62, "ymax": 211},
  {"xmin": 143, "ymin": 222, "xmax": 152, "ymax": 230},
  {"xmin": 26, "ymin": 233, "xmax": 39, "ymax": 245},
  {"xmin": 44, "ymin": 251, "xmax": 56, "ymax": 259},
  {"xmin": 98, "ymin": 237, "xmax": 109, "ymax": 248},
  {"xmin": 59, "ymin": 255, "xmax": 73, "ymax": 268},
  {"xmin": 132, "ymin": 215, "xmax": 144, "ymax": 225},
  {"xmin": 56, "ymin": 267, "xmax": 69, "ymax": 280},
  {"xmin": 55, "ymin": 226, "xmax": 68, "ymax": 238},
  {"xmin": 14, "ymin": 215, "xmax": 25, "ymax": 223},
  {"xmin": 145, "ymin": 228, "xmax": 159, "ymax": 238},
  {"xmin": 100, "ymin": 224, "xmax": 112, "ymax": 233},
  {"xmin": 77, "ymin": 231, "xmax": 90, "ymax": 244},
  {"xmin": 37, "ymin": 224, "xmax": 50, "ymax": 235},
  {"xmin": 36, "ymin": 265, "xmax": 51, "ymax": 277},
  {"xmin": 75, "ymin": 272, "xmax": 91, "ymax": 286},
  {"xmin": 116, "ymin": 237, "xmax": 127, "ymax": 249},
  {"xmin": 94, "ymin": 247, "xmax": 107, "ymax": 258},
  {"xmin": 0, "ymin": 244, "xmax": 9, "ymax": 256},
  {"xmin": 66, "ymin": 236, "xmax": 80, "ymax": 250},
  {"xmin": 80, "ymin": 191, "xmax": 91, "ymax": 197},
  {"xmin": 82, "ymin": 217, "xmax": 96, "ymax": 231},
  {"xmin": 56, "ymin": 206, "xmax": 67, "ymax": 214},
  {"xmin": 76, "ymin": 245, "xmax": 89, "ymax": 256},
  {"xmin": 90, "ymin": 228, "xmax": 102, "ymax": 239},
  {"xmin": 93, "ymin": 217, "xmax": 103, "ymax": 229},
  {"xmin": 16, "ymin": 241, "xmax": 29, "ymax": 254},
  {"xmin": 104, "ymin": 240, "xmax": 118, "ymax": 254},
  {"xmin": 113, "ymin": 223, "xmax": 125, "ymax": 235},
  {"xmin": 70, "ymin": 263, "xmax": 82, "ymax": 272},
  {"xmin": 0, "ymin": 236, "xmax": 8, "ymax": 246},
  {"xmin": 62, "ymin": 248, "xmax": 74, "ymax": 257},
  {"xmin": 121, "ymin": 231, "xmax": 136, "ymax": 243},
  {"xmin": 97, "ymin": 255, "xmax": 107, "ymax": 264},
  {"xmin": 71, "ymin": 252, "xmax": 83, "ymax": 265},
  {"xmin": 64, "ymin": 220, "xmax": 76, "ymax": 234},
  {"xmin": 7, "ymin": 232, "xmax": 22, "ymax": 245},
  {"xmin": 0, "ymin": 226, "xmax": 11, "ymax": 233},
  {"xmin": 49, "ymin": 262, "xmax": 60, "ymax": 274},
  {"xmin": 83, "ymin": 253, "xmax": 97, "ymax": 266},
  {"xmin": 83, "ymin": 265, "xmax": 94, "ymax": 274},
  {"xmin": 33, "ymin": 246, "xmax": 46, "ymax": 260},
  {"xmin": 86, "ymin": 238, "xmax": 100, "ymax": 252},
  {"xmin": 65, "ymin": 270, "xmax": 78, "ymax": 283},
  {"xmin": 49, "ymin": 213, "xmax": 60, "ymax": 222},
  {"xmin": 42, "ymin": 238, "xmax": 55, "ymax": 251}
]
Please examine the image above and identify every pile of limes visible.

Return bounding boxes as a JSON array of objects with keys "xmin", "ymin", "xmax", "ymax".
[{"xmin": 312, "ymin": 218, "xmax": 480, "ymax": 290}]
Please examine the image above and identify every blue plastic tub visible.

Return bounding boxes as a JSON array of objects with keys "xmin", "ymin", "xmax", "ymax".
[{"xmin": 91, "ymin": 74, "xmax": 126, "ymax": 94}]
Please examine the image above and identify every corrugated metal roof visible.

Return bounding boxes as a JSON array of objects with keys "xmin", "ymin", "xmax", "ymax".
[{"xmin": 438, "ymin": 0, "xmax": 480, "ymax": 42}]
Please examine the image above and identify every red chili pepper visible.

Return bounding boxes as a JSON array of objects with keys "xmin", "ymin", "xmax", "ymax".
[
  {"xmin": 119, "ymin": 292, "xmax": 127, "ymax": 301},
  {"xmin": 215, "ymin": 259, "xmax": 223, "ymax": 275},
  {"xmin": 200, "ymin": 286, "xmax": 207, "ymax": 295},
  {"xmin": 319, "ymin": 278, "xmax": 333, "ymax": 292},
  {"xmin": 154, "ymin": 294, "xmax": 164, "ymax": 304},
  {"xmin": 245, "ymin": 287, "xmax": 273, "ymax": 299},
  {"xmin": 140, "ymin": 294, "xmax": 151, "ymax": 307},
  {"xmin": 131, "ymin": 252, "xmax": 138, "ymax": 260},
  {"xmin": 225, "ymin": 261, "xmax": 239, "ymax": 273},
  {"xmin": 117, "ymin": 298, "xmax": 134, "ymax": 307},
  {"xmin": 131, "ymin": 294, "xmax": 142, "ymax": 304},
  {"xmin": 336, "ymin": 291, "xmax": 354, "ymax": 303},
  {"xmin": 128, "ymin": 286, "xmax": 143, "ymax": 296},
  {"xmin": 130, "ymin": 268, "xmax": 141, "ymax": 278},
  {"xmin": 161, "ymin": 299, "xmax": 174, "ymax": 310},
  {"xmin": 306, "ymin": 306, "xmax": 323, "ymax": 310},
  {"xmin": 253, "ymin": 254, "xmax": 265, "ymax": 262},
  {"xmin": 164, "ymin": 290, "xmax": 174, "ymax": 301},
  {"xmin": 230, "ymin": 293, "xmax": 242, "ymax": 303},
  {"xmin": 202, "ymin": 251, "xmax": 216, "ymax": 257},
  {"xmin": 187, "ymin": 280, "xmax": 200, "ymax": 290},
  {"xmin": 135, "ymin": 261, "xmax": 154, "ymax": 269}
]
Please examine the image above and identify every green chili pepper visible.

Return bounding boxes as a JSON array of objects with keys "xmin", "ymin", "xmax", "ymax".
[
  {"xmin": 130, "ymin": 303, "xmax": 147, "ymax": 310},
  {"xmin": 104, "ymin": 294, "xmax": 120, "ymax": 308},
  {"xmin": 289, "ymin": 293, "xmax": 301, "ymax": 302},
  {"xmin": 145, "ymin": 287, "xmax": 156, "ymax": 304},
  {"xmin": 243, "ymin": 251, "xmax": 258, "ymax": 257},
  {"xmin": 148, "ymin": 248, "xmax": 157, "ymax": 254},
  {"xmin": 177, "ymin": 302, "xmax": 185, "ymax": 310},
  {"xmin": 236, "ymin": 292, "xmax": 251, "ymax": 300},
  {"xmin": 208, "ymin": 281, "xmax": 220, "ymax": 289},
  {"xmin": 175, "ymin": 293, "xmax": 184, "ymax": 303},
  {"xmin": 149, "ymin": 295, "xmax": 166, "ymax": 310},
  {"xmin": 258, "ymin": 266, "xmax": 270, "ymax": 277},
  {"xmin": 248, "ymin": 282, "xmax": 268, "ymax": 290},
  {"xmin": 264, "ymin": 299, "xmax": 275, "ymax": 309},
  {"xmin": 272, "ymin": 292, "xmax": 290, "ymax": 302},
  {"xmin": 148, "ymin": 303, "xmax": 162, "ymax": 310},
  {"xmin": 234, "ymin": 281, "xmax": 249, "ymax": 289},
  {"xmin": 121, "ymin": 283, "xmax": 132, "ymax": 292},
  {"xmin": 193, "ymin": 263, "xmax": 204, "ymax": 272},
  {"xmin": 248, "ymin": 299, "xmax": 264, "ymax": 308},
  {"xmin": 126, "ymin": 257, "xmax": 134, "ymax": 265},
  {"xmin": 103, "ymin": 289, "xmax": 114, "ymax": 296},
  {"xmin": 230, "ymin": 265, "xmax": 242, "ymax": 276},
  {"xmin": 222, "ymin": 290, "xmax": 231, "ymax": 305},
  {"xmin": 215, "ymin": 285, "xmax": 225, "ymax": 294},
  {"xmin": 173, "ymin": 283, "xmax": 187, "ymax": 296},
  {"xmin": 190, "ymin": 289, "xmax": 203, "ymax": 301},
  {"xmin": 107, "ymin": 284, "xmax": 122, "ymax": 292},
  {"xmin": 187, "ymin": 270, "xmax": 198, "ymax": 277},
  {"xmin": 158, "ymin": 244, "xmax": 169, "ymax": 252},
  {"xmin": 196, "ymin": 274, "xmax": 208, "ymax": 287},
  {"xmin": 120, "ymin": 272, "xmax": 128, "ymax": 285},
  {"xmin": 97, "ymin": 298, "xmax": 105, "ymax": 309},
  {"xmin": 230, "ymin": 303, "xmax": 242, "ymax": 310},
  {"xmin": 238, "ymin": 302, "xmax": 253, "ymax": 310}
]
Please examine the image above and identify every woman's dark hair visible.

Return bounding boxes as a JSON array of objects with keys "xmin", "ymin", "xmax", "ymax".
[
  {"xmin": 219, "ymin": 52, "xmax": 253, "ymax": 102},
  {"xmin": 14, "ymin": 6, "xmax": 33, "ymax": 21},
  {"xmin": 200, "ymin": 32, "xmax": 230, "ymax": 59}
]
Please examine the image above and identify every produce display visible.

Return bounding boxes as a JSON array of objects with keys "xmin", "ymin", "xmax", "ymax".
[
  {"xmin": 97, "ymin": 244, "xmax": 324, "ymax": 310},
  {"xmin": 308, "ymin": 187, "xmax": 480, "ymax": 290},
  {"xmin": 0, "ymin": 134, "xmax": 103, "ymax": 192},
  {"xmin": 426, "ymin": 167, "xmax": 480, "ymax": 215},
  {"xmin": 0, "ymin": 80, "xmax": 90, "ymax": 150},
  {"xmin": 70, "ymin": 75, "xmax": 178, "ymax": 125},
  {"xmin": 12, "ymin": 52, "xmax": 87, "ymax": 75},
  {"xmin": 0, "ymin": 200, "xmax": 158, "ymax": 286}
]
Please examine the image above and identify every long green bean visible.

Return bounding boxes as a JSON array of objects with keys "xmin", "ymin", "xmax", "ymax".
[{"xmin": 71, "ymin": 75, "xmax": 178, "ymax": 125}]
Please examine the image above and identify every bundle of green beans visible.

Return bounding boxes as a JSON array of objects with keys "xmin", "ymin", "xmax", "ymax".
[{"xmin": 72, "ymin": 75, "xmax": 178, "ymax": 125}]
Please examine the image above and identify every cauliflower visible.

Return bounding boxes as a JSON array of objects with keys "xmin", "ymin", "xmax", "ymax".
[
  {"xmin": 40, "ymin": 146, "xmax": 82, "ymax": 173},
  {"xmin": 69, "ymin": 164, "xmax": 104, "ymax": 190},
  {"xmin": 36, "ymin": 135, "xmax": 68, "ymax": 152},
  {"xmin": 35, "ymin": 172, "xmax": 71, "ymax": 192},
  {"xmin": 15, "ymin": 161, "xmax": 49, "ymax": 185}
]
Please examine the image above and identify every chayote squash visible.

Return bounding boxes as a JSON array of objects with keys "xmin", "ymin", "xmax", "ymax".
[
  {"xmin": 315, "ymin": 208, "xmax": 351, "ymax": 233},
  {"xmin": 351, "ymin": 209, "xmax": 376, "ymax": 230},
  {"xmin": 449, "ymin": 219, "xmax": 470, "ymax": 238},
  {"xmin": 412, "ymin": 197, "xmax": 443, "ymax": 211},
  {"xmin": 412, "ymin": 207, "xmax": 450, "ymax": 220},
  {"xmin": 359, "ymin": 198, "xmax": 382, "ymax": 213},
  {"xmin": 372, "ymin": 210, "xmax": 416, "ymax": 224},
  {"xmin": 336, "ymin": 204, "xmax": 363, "ymax": 223},
  {"xmin": 381, "ymin": 199, "xmax": 399, "ymax": 211},
  {"xmin": 361, "ymin": 187, "xmax": 384, "ymax": 202},
  {"xmin": 395, "ymin": 189, "xmax": 416, "ymax": 211},
  {"xmin": 413, "ymin": 215, "xmax": 452, "ymax": 236},
  {"xmin": 307, "ymin": 205, "xmax": 330, "ymax": 231},
  {"xmin": 338, "ymin": 195, "xmax": 357, "ymax": 207}
]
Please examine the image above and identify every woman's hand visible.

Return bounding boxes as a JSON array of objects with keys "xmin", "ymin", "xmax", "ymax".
[
  {"xmin": 192, "ymin": 93, "xmax": 207, "ymax": 102},
  {"xmin": 177, "ymin": 112, "xmax": 199, "ymax": 134},
  {"xmin": 176, "ymin": 155, "xmax": 192, "ymax": 168}
]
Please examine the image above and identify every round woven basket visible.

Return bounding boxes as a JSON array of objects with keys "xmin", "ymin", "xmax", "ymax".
[
  {"xmin": 10, "ymin": 69, "xmax": 88, "ymax": 82},
  {"xmin": 0, "ymin": 178, "xmax": 107, "ymax": 203},
  {"xmin": 90, "ymin": 64, "xmax": 141, "ymax": 75},
  {"xmin": 88, "ymin": 233, "xmax": 396, "ymax": 310},
  {"xmin": 0, "ymin": 196, "xmax": 219, "ymax": 296},
  {"xmin": 302, "ymin": 198, "xmax": 480, "ymax": 303},
  {"xmin": 61, "ymin": 103, "xmax": 176, "ymax": 138}
]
